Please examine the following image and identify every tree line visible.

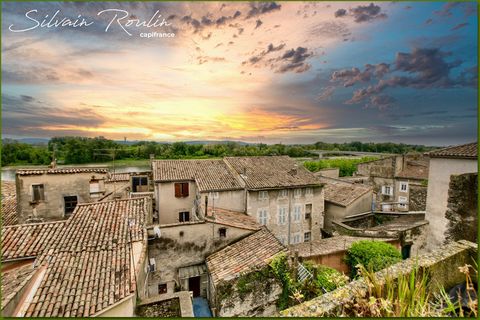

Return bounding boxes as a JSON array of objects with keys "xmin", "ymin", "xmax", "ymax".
[{"xmin": 1, "ymin": 136, "xmax": 437, "ymax": 166}]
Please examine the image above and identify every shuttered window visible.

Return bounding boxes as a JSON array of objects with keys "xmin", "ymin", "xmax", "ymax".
[
  {"xmin": 174, "ymin": 182, "xmax": 189, "ymax": 198},
  {"xmin": 32, "ymin": 184, "xmax": 45, "ymax": 202}
]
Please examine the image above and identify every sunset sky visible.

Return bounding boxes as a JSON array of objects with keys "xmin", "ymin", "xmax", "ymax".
[{"xmin": 2, "ymin": 1, "xmax": 478, "ymax": 145}]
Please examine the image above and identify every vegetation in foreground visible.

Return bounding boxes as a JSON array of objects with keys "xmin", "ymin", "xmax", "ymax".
[
  {"xmin": 1, "ymin": 136, "xmax": 437, "ymax": 167},
  {"xmin": 303, "ymin": 156, "xmax": 379, "ymax": 176}
]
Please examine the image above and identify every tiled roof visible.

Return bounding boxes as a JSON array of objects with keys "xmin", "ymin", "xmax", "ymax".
[
  {"xmin": 395, "ymin": 161, "xmax": 429, "ymax": 180},
  {"xmin": 106, "ymin": 172, "xmax": 131, "ymax": 183},
  {"xmin": 2, "ymin": 262, "xmax": 37, "ymax": 309},
  {"xmin": 152, "ymin": 159, "xmax": 243, "ymax": 192},
  {"xmin": 427, "ymin": 142, "xmax": 477, "ymax": 159},
  {"xmin": 16, "ymin": 167, "xmax": 109, "ymax": 176},
  {"xmin": 205, "ymin": 207, "xmax": 261, "ymax": 231},
  {"xmin": 2, "ymin": 197, "xmax": 149, "ymax": 317},
  {"xmin": 1, "ymin": 196, "xmax": 18, "ymax": 226},
  {"xmin": 2, "ymin": 221, "xmax": 67, "ymax": 261},
  {"xmin": 289, "ymin": 235, "xmax": 396, "ymax": 258},
  {"xmin": 317, "ymin": 177, "xmax": 372, "ymax": 207},
  {"xmin": 225, "ymin": 156, "xmax": 320, "ymax": 190},
  {"xmin": 206, "ymin": 228, "xmax": 286, "ymax": 286},
  {"xmin": 1, "ymin": 180, "xmax": 16, "ymax": 197}
]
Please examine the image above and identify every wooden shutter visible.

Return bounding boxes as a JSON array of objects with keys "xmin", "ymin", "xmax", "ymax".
[
  {"xmin": 182, "ymin": 183, "xmax": 189, "ymax": 197},
  {"xmin": 174, "ymin": 183, "xmax": 181, "ymax": 197}
]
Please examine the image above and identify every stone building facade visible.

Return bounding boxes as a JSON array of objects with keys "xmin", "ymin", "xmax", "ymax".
[
  {"xmin": 355, "ymin": 154, "xmax": 429, "ymax": 212},
  {"xmin": 425, "ymin": 142, "xmax": 477, "ymax": 248},
  {"xmin": 15, "ymin": 168, "xmax": 108, "ymax": 223}
]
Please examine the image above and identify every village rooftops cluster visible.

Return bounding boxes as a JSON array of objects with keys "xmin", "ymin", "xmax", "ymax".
[
  {"xmin": 206, "ymin": 228, "xmax": 286, "ymax": 286},
  {"xmin": 152, "ymin": 159, "xmax": 244, "ymax": 192},
  {"xmin": 316, "ymin": 176, "xmax": 372, "ymax": 207},
  {"xmin": 152, "ymin": 156, "xmax": 322, "ymax": 193},
  {"xmin": 427, "ymin": 142, "xmax": 478, "ymax": 159},
  {"xmin": 225, "ymin": 156, "xmax": 320, "ymax": 190},
  {"xmin": 15, "ymin": 168, "xmax": 109, "ymax": 176},
  {"xmin": 1, "ymin": 197, "xmax": 150, "ymax": 317}
]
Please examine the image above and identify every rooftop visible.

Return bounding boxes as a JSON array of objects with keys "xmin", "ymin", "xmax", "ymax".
[
  {"xmin": 395, "ymin": 161, "xmax": 429, "ymax": 180},
  {"xmin": 1, "ymin": 262, "xmax": 37, "ymax": 310},
  {"xmin": 1, "ymin": 181, "xmax": 18, "ymax": 226},
  {"xmin": 1, "ymin": 197, "xmax": 150, "ymax": 317},
  {"xmin": 225, "ymin": 156, "xmax": 320, "ymax": 190},
  {"xmin": 206, "ymin": 228, "xmax": 285, "ymax": 287},
  {"xmin": 105, "ymin": 172, "xmax": 131, "ymax": 182},
  {"xmin": 427, "ymin": 142, "xmax": 477, "ymax": 159},
  {"xmin": 16, "ymin": 167, "xmax": 109, "ymax": 176},
  {"xmin": 205, "ymin": 207, "xmax": 261, "ymax": 231},
  {"xmin": 1, "ymin": 180, "xmax": 16, "ymax": 198},
  {"xmin": 289, "ymin": 235, "xmax": 396, "ymax": 258},
  {"xmin": 316, "ymin": 176, "xmax": 372, "ymax": 207},
  {"xmin": 152, "ymin": 159, "xmax": 243, "ymax": 192}
]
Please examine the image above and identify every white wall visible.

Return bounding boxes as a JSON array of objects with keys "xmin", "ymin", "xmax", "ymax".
[{"xmin": 425, "ymin": 157, "xmax": 477, "ymax": 248}]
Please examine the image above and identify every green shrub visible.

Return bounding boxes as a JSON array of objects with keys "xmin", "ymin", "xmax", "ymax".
[
  {"xmin": 315, "ymin": 265, "xmax": 348, "ymax": 292},
  {"xmin": 345, "ymin": 240, "xmax": 402, "ymax": 278},
  {"xmin": 303, "ymin": 156, "xmax": 379, "ymax": 176}
]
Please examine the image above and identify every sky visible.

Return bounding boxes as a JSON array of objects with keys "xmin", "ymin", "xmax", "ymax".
[{"xmin": 1, "ymin": 1, "xmax": 478, "ymax": 146}]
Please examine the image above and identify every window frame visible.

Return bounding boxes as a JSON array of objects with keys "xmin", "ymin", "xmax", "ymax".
[
  {"xmin": 158, "ymin": 283, "xmax": 168, "ymax": 294},
  {"xmin": 218, "ymin": 227, "xmax": 227, "ymax": 238},
  {"xmin": 258, "ymin": 190, "xmax": 269, "ymax": 201},
  {"xmin": 305, "ymin": 188, "xmax": 313, "ymax": 196},
  {"xmin": 209, "ymin": 191, "xmax": 219, "ymax": 199},
  {"xmin": 174, "ymin": 182, "xmax": 189, "ymax": 198},
  {"xmin": 257, "ymin": 208, "xmax": 268, "ymax": 225},
  {"xmin": 293, "ymin": 204, "xmax": 302, "ymax": 222},
  {"xmin": 398, "ymin": 196, "xmax": 408, "ymax": 209},
  {"xmin": 179, "ymin": 211, "xmax": 190, "ymax": 222},
  {"xmin": 304, "ymin": 232, "xmax": 311, "ymax": 242},
  {"xmin": 278, "ymin": 189, "xmax": 288, "ymax": 199},
  {"xmin": 399, "ymin": 181, "xmax": 408, "ymax": 193},
  {"xmin": 278, "ymin": 207, "xmax": 287, "ymax": 225},
  {"xmin": 31, "ymin": 184, "xmax": 45, "ymax": 202},
  {"xmin": 305, "ymin": 203, "xmax": 312, "ymax": 219},
  {"xmin": 293, "ymin": 188, "xmax": 302, "ymax": 198},
  {"xmin": 64, "ymin": 195, "xmax": 78, "ymax": 216}
]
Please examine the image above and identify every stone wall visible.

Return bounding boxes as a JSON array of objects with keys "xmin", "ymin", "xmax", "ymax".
[
  {"xmin": 409, "ymin": 184, "xmax": 427, "ymax": 211},
  {"xmin": 213, "ymin": 267, "xmax": 282, "ymax": 317},
  {"xmin": 280, "ymin": 240, "xmax": 478, "ymax": 317},
  {"xmin": 445, "ymin": 173, "xmax": 478, "ymax": 244}
]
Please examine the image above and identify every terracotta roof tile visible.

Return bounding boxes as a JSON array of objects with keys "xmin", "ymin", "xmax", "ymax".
[
  {"xmin": 427, "ymin": 142, "xmax": 477, "ymax": 159},
  {"xmin": 105, "ymin": 172, "xmax": 131, "ymax": 183},
  {"xmin": 206, "ymin": 228, "xmax": 286, "ymax": 286},
  {"xmin": 1, "ymin": 262, "xmax": 37, "ymax": 309},
  {"xmin": 395, "ymin": 161, "xmax": 429, "ymax": 180},
  {"xmin": 205, "ymin": 207, "xmax": 261, "ymax": 231},
  {"xmin": 2, "ymin": 195, "xmax": 18, "ymax": 226},
  {"xmin": 316, "ymin": 176, "xmax": 372, "ymax": 207},
  {"xmin": 16, "ymin": 168, "xmax": 109, "ymax": 176},
  {"xmin": 152, "ymin": 159, "xmax": 243, "ymax": 191},
  {"xmin": 1, "ymin": 181, "xmax": 16, "ymax": 198},
  {"xmin": 225, "ymin": 156, "xmax": 320, "ymax": 190}
]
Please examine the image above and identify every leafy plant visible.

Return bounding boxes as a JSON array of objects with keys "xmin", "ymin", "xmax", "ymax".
[
  {"xmin": 304, "ymin": 156, "xmax": 379, "ymax": 176},
  {"xmin": 345, "ymin": 240, "xmax": 402, "ymax": 278}
]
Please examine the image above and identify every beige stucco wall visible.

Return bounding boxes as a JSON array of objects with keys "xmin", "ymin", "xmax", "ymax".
[
  {"xmin": 323, "ymin": 190, "xmax": 373, "ymax": 231},
  {"xmin": 147, "ymin": 222, "xmax": 254, "ymax": 297},
  {"xmin": 96, "ymin": 295, "xmax": 136, "ymax": 317},
  {"xmin": 15, "ymin": 172, "xmax": 108, "ymax": 223},
  {"xmin": 155, "ymin": 181, "xmax": 198, "ymax": 224},
  {"xmin": 198, "ymin": 189, "xmax": 245, "ymax": 214},
  {"xmin": 425, "ymin": 158, "xmax": 477, "ymax": 248},
  {"xmin": 246, "ymin": 187, "xmax": 324, "ymax": 244}
]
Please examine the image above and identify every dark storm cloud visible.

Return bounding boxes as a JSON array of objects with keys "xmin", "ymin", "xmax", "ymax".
[
  {"xmin": 331, "ymin": 63, "xmax": 390, "ymax": 87},
  {"xmin": 333, "ymin": 47, "xmax": 475, "ymax": 109},
  {"xmin": 334, "ymin": 3, "xmax": 387, "ymax": 23},
  {"xmin": 245, "ymin": 2, "xmax": 281, "ymax": 19},
  {"xmin": 334, "ymin": 9, "xmax": 347, "ymax": 17},
  {"xmin": 242, "ymin": 43, "xmax": 285, "ymax": 65},
  {"xmin": 275, "ymin": 47, "xmax": 313, "ymax": 73}
]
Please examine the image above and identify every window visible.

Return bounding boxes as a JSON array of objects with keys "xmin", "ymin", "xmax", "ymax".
[
  {"xmin": 398, "ymin": 196, "xmax": 408, "ymax": 209},
  {"xmin": 304, "ymin": 232, "xmax": 311, "ymax": 242},
  {"xmin": 400, "ymin": 181, "xmax": 408, "ymax": 193},
  {"xmin": 305, "ymin": 188, "xmax": 313, "ymax": 196},
  {"xmin": 258, "ymin": 209, "xmax": 268, "ymax": 225},
  {"xmin": 218, "ymin": 227, "xmax": 227, "ymax": 238},
  {"xmin": 294, "ymin": 189, "xmax": 302, "ymax": 198},
  {"xmin": 132, "ymin": 176, "xmax": 148, "ymax": 192},
  {"xmin": 179, "ymin": 211, "xmax": 190, "ymax": 222},
  {"xmin": 31, "ymin": 184, "xmax": 45, "ymax": 202},
  {"xmin": 258, "ymin": 191, "xmax": 269, "ymax": 201},
  {"xmin": 278, "ymin": 189, "xmax": 288, "ymax": 198},
  {"xmin": 158, "ymin": 283, "xmax": 167, "ymax": 294},
  {"xmin": 293, "ymin": 205, "xmax": 302, "ymax": 222},
  {"xmin": 174, "ymin": 182, "xmax": 189, "ymax": 198},
  {"xmin": 305, "ymin": 204, "xmax": 312, "ymax": 219},
  {"xmin": 292, "ymin": 233, "xmax": 302, "ymax": 244},
  {"xmin": 382, "ymin": 185, "xmax": 393, "ymax": 196},
  {"xmin": 64, "ymin": 196, "xmax": 78, "ymax": 215},
  {"xmin": 209, "ymin": 192, "xmax": 219, "ymax": 199},
  {"xmin": 278, "ymin": 207, "xmax": 287, "ymax": 225}
]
